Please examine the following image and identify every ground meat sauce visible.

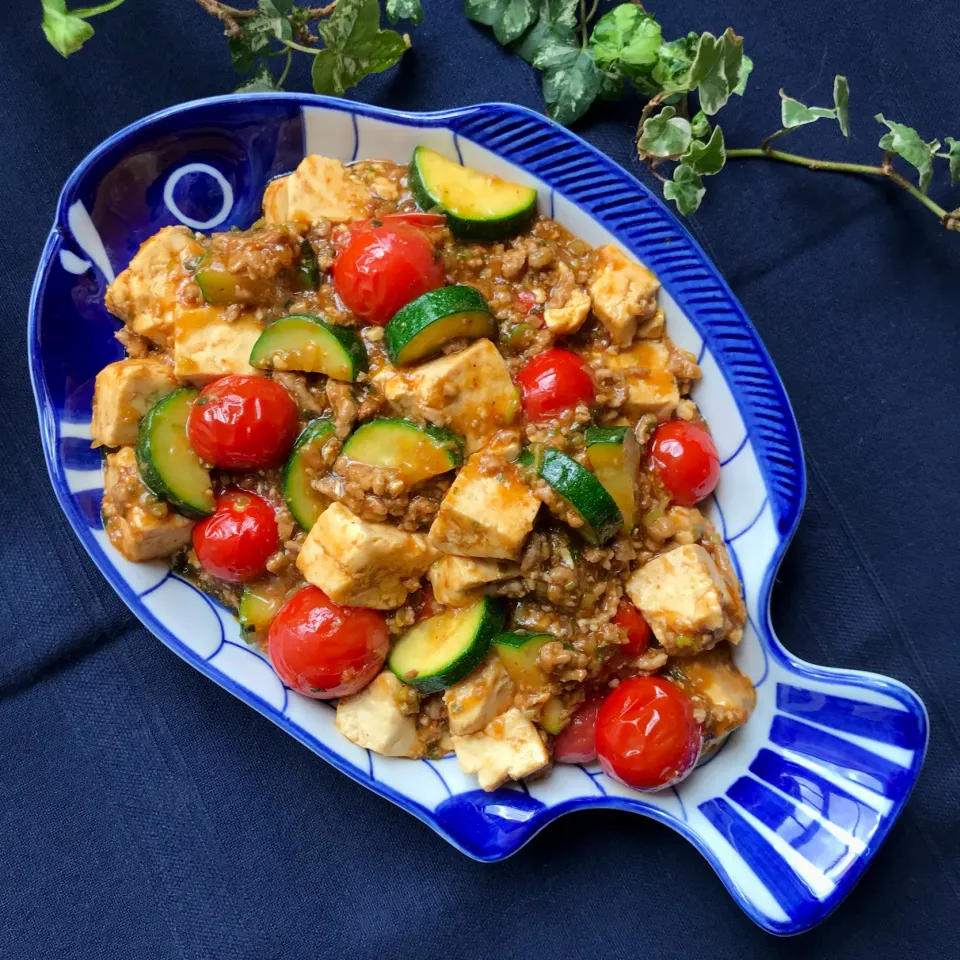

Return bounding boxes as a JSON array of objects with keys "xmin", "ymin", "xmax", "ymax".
[{"xmin": 98, "ymin": 153, "xmax": 754, "ymax": 790}]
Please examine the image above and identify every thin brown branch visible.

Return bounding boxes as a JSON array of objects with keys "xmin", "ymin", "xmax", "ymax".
[{"xmin": 192, "ymin": 0, "xmax": 335, "ymax": 33}]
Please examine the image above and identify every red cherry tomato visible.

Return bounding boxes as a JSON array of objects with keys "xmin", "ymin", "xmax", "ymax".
[
  {"xmin": 379, "ymin": 212, "xmax": 447, "ymax": 228},
  {"xmin": 649, "ymin": 419, "xmax": 720, "ymax": 506},
  {"xmin": 192, "ymin": 490, "xmax": 279, "ymax": 583},
  {"xmin": 553, "ymin": 696, "xmax": 605, "ymax": 764},
  {"xmin": 515, "ymin": 348, "xmax": 595, "ymax": 421},
  {"xmin": 187, "ymin": 375, "xmax": 299, "ymax": 471},
  {"xmin": 613, "ymin": 600, "xmax": 653, "ymax": 657},
  {"xmin": 596, "ymin": 676, "xmax": 703, "ymax": 791},
  {"xmin": 268, "ymin": 586, "xmax": 389, "ymax": 698},
  {"xmin": 413, "ymin": 585, "xmax": 443, "ymax": 622},
  {"xmin": 333, "ymin": 224, "xmax": 445, "ymax": 324}
]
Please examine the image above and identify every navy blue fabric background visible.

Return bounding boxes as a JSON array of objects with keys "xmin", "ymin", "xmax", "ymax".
[{"xmin": 2, "ymin": 1, "xmax": 958, "ymax": 955}]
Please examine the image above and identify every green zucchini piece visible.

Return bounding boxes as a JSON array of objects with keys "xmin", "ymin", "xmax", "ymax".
[
  {"xmin": 409, "ymin": 146, "xmax": 538, "ymax": 241},
  {"xmin": 238, "ymin": 582, "xmax": 290, "ymax": 640},
  {"xmin": 296, "ymin": 238, "xmax": 319, "ymax": 291},
  {"xmin": 341, "ymin": 418, "xmax": 464, "ymax": 485},
  {"xmin": 389, "ymin": 597, "xmax": 506, "ymax": 693},
  {"xmin": 492, "ymin": 631, "xmax": 553, "ymax": 689},
  {"xmin": 135, "ymin": 388, "xmax": 214, "ymax": 518},
  {"xmin": 283, "ymin": 418, "xmax": 336, "ymax": 531},
  {"xmin": 249, "ymin": 314, "xmax": 368, "ymax": 381},
  {"xmin": 384, "ymin": 286, "xmax": 496, "ymax": 365},
  {"xmin": 585, "ymin": 426, "xmax": 640, "ymax": 531},
  {"xmin": 519, "ymin": 447, "xmax": 623, "ymax": 545},
  {"xmin": 540, "ymin": 696, "xmax": 569, "ymax": 735},
  {"xmin": 194, "ymin": 253, "xmax": 274, "ymax": 305}
]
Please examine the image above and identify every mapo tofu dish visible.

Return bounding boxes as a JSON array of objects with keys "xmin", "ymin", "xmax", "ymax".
[{"xmin": 94, "ymin": 147, "xmax": 756, "ymax": 792}]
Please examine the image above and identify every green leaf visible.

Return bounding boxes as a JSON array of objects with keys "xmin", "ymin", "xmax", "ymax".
[
  {"xmin": 465, "ymin": 0, "xmax": 537, "ymax": 45},
  {"xmin": 533, "ymin": 34, "xmax": 602, "ymax": 126},
  {"xmin": 314, "ymin": 0, "xmax": 408, "ymax": 96},
  {"xmin": 539, "ymin": 0, "xmax": 577, "ymax": 30},
  {"xmin": 734, "ymin": 53, "xmax": 753, "ymax": 96},
  {"xmin": 387, "ymin": 0, "xmax": 423, "ymax": 25},
  {"xmin": 833, "ymin": 75, "xmax": 850, "ymax": 138},
  {"xmin": 236, "ymin": 63, "xmax": 282, "ymax": 93},
  {"xmin": 876, "ymin": 114, "xmax": 940, "ymax": 193},
  {"xmin": 637, "ymin": 106, "xmax": 692, "ymax": 158},
  {"xmin": 513, "ymin": 19, "xmax": 553, "ymax": 63},
  {"xmin": 41, "ymin": 0, "xmax": 93, "ymax": 57},
  {"xmin": 781, "ymin": 95, "xmax": 836, "ymax": 129},
  {"xmin": 944, "ymin": 138, "xmax": 960, "ymax": 185},
  {"xmin": 690, "ymin": 29, "xmax": 744, "ymax": 116},
  {"xmin": 690, "ymin": 110, "xmax": 710, "ymax": 140},
  {"xmin": 599, "ymin": 67, "xmax": 626, "ymax": 101},
  {"xmin": 651, "ymin": 31, "xmax": 700, "ymax": 91},
  {"xmin": 589, "ymin": 4, "xmax": 662, "ymax": 80},
  {"xmin": 682, "ymin": 124, "xmax": 725, "ymax": 175},
  {"xmin": 663, "ymin": 164, "xmax": 705, "ymax": 215}
]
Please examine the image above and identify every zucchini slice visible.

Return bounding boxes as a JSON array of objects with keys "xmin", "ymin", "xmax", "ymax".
[
  {"xmin": 585, "ymin": 426, "xmax": 640, "ymax": 531},
  {"xmin": 492, "ymin": 631, "xmax": 553, "ymax": 689},
  {"xmin": 384, "ymin": 286, "xmax": 497, "ymax": 365},
  {"xmin": 409, "ymin": 146, "xmax": 538, "ymax": 240},
  {"xmin": 540, "ymin": 696, "xmax": 569, "ymax": 735},
  {"xmin": 194, "ymin": 253, "xmax": 274, "ymax": 305},
  {"xmin": 389, "ymin": 597, "xmax": 506, "ymax": 693},
  {"xmin": 239, "ymin": 581, "xmax": 291, "ymax": 641},
  {"xmin": 283, "ymin": 418, "xmax": 336, "ymax": 531},
  {"xmin": 296, "ymin": 238, "xmax": 320, "ymax": 291},
  {"xmin": 136, "ymin": 388, "xmax": 214, "ymax": 518},
  {"xmin": 519, "ymin": 447, "xmax": 623, "ymax": 545},
  {"xmin": 341, "ymin": 418, "xmax": 464, "ymax": 485},
  {"xmin": 249, "ymin": 314, "xmax": 368, "ymax": 382}
]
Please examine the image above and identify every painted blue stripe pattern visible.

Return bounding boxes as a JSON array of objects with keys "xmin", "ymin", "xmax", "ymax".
[{"xmin": 27, "ymin": 95, "xmax": 928, "ymax": 935}]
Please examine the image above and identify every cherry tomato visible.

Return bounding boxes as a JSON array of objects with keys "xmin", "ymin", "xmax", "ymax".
[
  {"xmin": 613, "ymin": 600, "xmax": 653, "ymax": 658},
  {"xmin": 553, "ymin": 697, "xmax": 605, "ymax": 764},
  {"xmin": 413, "ymin": 585, "xmax": 443, "ymax": 622},
  {"xmin": 379, "ymin": 212, "xmax": 447, "ymax": 228},
  {"xmin": 268, "ymin": 586, "xmax": 389, "ymax": 698},
  {"xmin": 596, "ymin": 676, "xmax": 703, "ymax": 791},
  {"xmin": 649, "ymin": 419, "xmax": 720, "ymax": 506},
  {"xmin": 515, "ymin": 348, "xmax": 595, "ymax": 421},
  {"xmin": 187, "ymin": 375, "xmax": 299, "ymax": 471},
  {"xmin": 192, "ymin": 490, "xmax": 279, "ymax": 583},
  {"xmin": 333, "ymin": 224, "xmax": 445, "ymax": 324}
]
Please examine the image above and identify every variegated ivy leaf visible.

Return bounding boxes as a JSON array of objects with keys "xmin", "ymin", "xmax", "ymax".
[
  {"xmin": 734, "ymin": 54, "xmax": 753, "ymax": 97},
  {"xmin": 663, "ymin": 164, "xmax": 705, "ymax": 215},
  {"xmin": 637, "ymin": 105, "xmax": 692, "ymax": 158},
  {"xmin": 682, "ymin": 125, "xmax": 725, "ymax": 176},
  {"xmin": 41, "ymin": 0, "xmax": 126, "ymax": 57},
  {"xmin": 833, "ymin": 75, "xmax": 850, "ymax": 137},
  {"xmin": 876, "ymin": 114, "xmax": 940, "ymax": 193},
  {"xmin": 512, "ymin": 0, "xmax": 577, "ymax": 64},
  {"xmin": 236, "ymin": 62, "xmax": 282, "ymax": 92},
  {"xmin": 534, "ymin": 32, "xmax": 602, "ymax": 126},
  {"xmin": 589, "ymin": 4, "xmax": 662, "ymax": 81},
  {"xmin": 650, "ymin": 31, "xmax": 699, "ymax": 92},
  {"xmin": 689, "ymin": 29, "xmax": 744, "ymax": 115},
  {"xmin": 781, "ymin": 95, "xmax": 837, "ymax": 129},
  {"xmin": 465, "ymin": 0, "xmax": 538, "ymax": 46},
  {"xmin": 944, "ymin": 138, "xmax": 960, "ymax": 185},
  {"xmin": 386, "ymin": 0, "xmax": 423, "ymax": 26},
  {"xmin": 690, "ymin": 110, "xmax": 710, "ymax": 140}
]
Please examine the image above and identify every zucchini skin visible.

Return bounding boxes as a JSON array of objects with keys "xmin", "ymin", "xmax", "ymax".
[
  {"xmin": 249, "ymin": 314, "xmax": 368, "ymax": 381},
  {"xmin": 341, "ymin": 418, "xmax": 465, "ymax": 477},
  {"xmin": 283, "ymin": 418, "xmax": 336, "ymax": 531}
]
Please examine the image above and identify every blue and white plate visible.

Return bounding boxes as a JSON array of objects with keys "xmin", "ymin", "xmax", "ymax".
[{"xmin": 28, "ymin": 95, "xmax": 927, "ymax": 934}]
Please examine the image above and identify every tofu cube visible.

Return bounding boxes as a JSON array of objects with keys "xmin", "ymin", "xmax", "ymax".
[
  {"xmin": 91, "ymin": 358, "xmax": 179, "ymax": 447},
  {"xmin": 105, "ymin": 226, "xmax": 203, "ymax": 348},
  {"xmin": 669, "ymin": 645, "xmax": 757, "ymax": 740},
  {"xmin": 263, "ymin": 155, "xmax": 372, "ymax": 225},
  {"xmin": 101, "ymin": 447, "xmax": 194, "ymax": 562},
  {"xmin": 296, "ymin": 502, "xmax": 438, "ymax": 609},
  {"xmin": 383, "ymin": 339, "xmax": 518, "ymax": 455},
  {"xmin": 428, "ymin": 555, "xmax": 522, "ymax": 607},
  {"xmin": 587, "ymin": 339, "xmax": 679, "ymax": 421},
  {"xmin": 544, "ymin": 286, "xmax": 591, "ymax": 336},
  {"xmin": 452, "ymin": 707, "xmax": 549, "ymax": 791},
  {"xmin": 335, "ymin": 672, "xmax": 422, "ymax": 758},
  {"xmin": 626, "ymin": 544, "xmax": 740, "ymax": 655},
  {"xmin": 173, "ymin": 306, "xmax": 264, "ymax": 383},
  {"xmin": 589, "ymin": 244, "xmax": 660, "ymax": 346},
  {"xmin": 443, "ymin": 655, "xmax": 517, "ymax": 736},
  {"xmin": 429, "ymin": 455, "xmax": 540, "ymax": 561}
]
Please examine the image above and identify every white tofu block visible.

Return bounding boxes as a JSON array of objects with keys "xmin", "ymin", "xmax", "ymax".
[
  {"xmin": 102, "ymin": 448, "xmax": 194, "ymax": 562},
  {"xmin": 429, "ymin": 455, "xmax": 540, "ymax": 561},
  {"xmin": 296, "ymin": 503, "xmax": 438, "ymax": 609},
  {"xmin": 105, "ymin": 226, "xmax": 203, "ymax": 348},
  {"xmin": 263, "ymin": 155, "xmax": 371, "ymax": 225},
  {"xmin": 335, "ymin": 672, "xmax": 422, "ymax": 758},
  {"xmin": 589, "ymin": 244, "xmax": 660, "ymax": 346},
  {"xmin": 173, "ymin": 306, "xmax": 264, "ymax": 383},
  {"xmin": 626, "ymin": 544, "xmax": 737, "ymax": 655},
  {"xmin": 587, "ymin": 339, "xmax": 679, "ymax": 421},
  {"xmin": 444, "ymin": 655, "xmax": 517, "ymax": 736},
  {"xmin": 428, "ymin": 555, "xmax": 521, "ymax": 607},
  {"xmin": 452, "ymin": 707, "xmax": 549, "ymax": 791},
  {"xmin": 91, "ymin": 358, "xmax": 179, "ymax": 447}
]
